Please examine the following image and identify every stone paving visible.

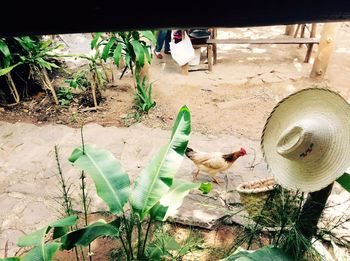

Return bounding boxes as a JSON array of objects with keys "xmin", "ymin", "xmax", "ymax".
[
  {"xmin": 0, "ymin": 122, "xmax": 349, "ymax": 256},
  {"xmin": 0, "ymin": 121, "xmax": 267, "ymax": 255}
]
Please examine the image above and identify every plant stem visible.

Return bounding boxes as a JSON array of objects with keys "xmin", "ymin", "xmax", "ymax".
[
  {"xmin": 123, "ymin": 213, "xmax": 134, "ymax": 260},
  {"xmin": 54, "ymin": 145, "xmax": 72, "ymax": 216},
  {"xmin": 90, "ymin": 67, "xmax": 98, "ymax": 108},
  {"xmin": 119, "ymin": 235, "xmax": 130, "ymax": 261},
  {"xmin": 54, "ymin": 145, "xmax": 80, "ymax": 261},
  {"xmin": 137, "ymin": 219, "xmax": 143, "ymax": 259},
  {"xmin": 40, "ymin": 67, "xmax": 59, "ymax": 105},
  {"xmin": 5, "ymin": 73, "xmax": 20, "ymax": 103},
  {"xmin": 79, "ymin": 127, "xmax": 92, "ymax": 261},
  {"xmin": 141, "ymin": 218, "xmax": 152, "ymax": 258}
]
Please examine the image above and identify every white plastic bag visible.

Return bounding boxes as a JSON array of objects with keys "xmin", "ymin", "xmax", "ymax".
[{"xmin": 170, "ymin": 32, "xmax": 195, "ymax": 66}]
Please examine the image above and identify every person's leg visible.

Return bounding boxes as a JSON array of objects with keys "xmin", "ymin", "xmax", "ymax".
[
  {"xmin": 164, "ymin": 30, "xmax": 172, "ymax": 54},
  {"xmin": 155, "ymin": 30, "xmax": 167, "ymax": 52}
]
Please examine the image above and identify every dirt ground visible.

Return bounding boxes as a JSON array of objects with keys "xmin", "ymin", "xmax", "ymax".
[
  {"xmin": 1, "ymin": 23, "xmax": 350, "ymax": 260},
  {"xmin": 2, "ymin": 23, "xmax": 350, "ymax": 142}
]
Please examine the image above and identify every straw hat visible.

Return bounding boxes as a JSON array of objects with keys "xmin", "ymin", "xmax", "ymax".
[{"xmin": 261, "ymin": 88, "xmax": 350, "ymax": 192}]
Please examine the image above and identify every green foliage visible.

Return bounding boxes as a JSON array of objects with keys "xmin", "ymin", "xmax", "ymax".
[
  {"xmin": 57, "ymin": 86, "xmax": 74, "ymax": 106},
  {"xmin": 65, "ymin": 70, "xmax": 90, "ymax": 89},
  {"xmin": 12, "ymin": 37, "xmax": 62, "ymax": 71},
  {"xmin": 337, "ymin": 173, "xmax": 350, "ymax": 193},
  {"xmin": 57, "ymin": 70, "xmax": 90, "ymax": 107},
  {"xmin": 131, "ymin": 106, "xmax": 191, "ymax": 220},
  {"xmin": 0, "ymin": 36, "xmax": 63, "ymax": 104},
  {"xmin": 5, "ymin": 106, "xmax": 208, "ymax": 261},
  {"xmin": 61, "ymin": 219, "xmax": 120, "ymax": 250},
  {"xmin": 199, "ymin": 182, "xmax": 213, "ymax": 194},
  {"xmin": 135, "ymin": 75, "xmax": 156, "ymax": 114},
  {"xmin": 147, "ymin": 226, "xmax": 203, "ymax": 260},
  {"xmin": 223, "ymin": 246, "xmax": 292, "ymax": 261},
  {"xmin": 69, "ymin": 144, "xmax": 131, "ymax": 215},
  {"xmin": 1, "ymin": 215, "xmax": 78, "ymax": 261},
  {"xmin": 92, "ymin": 31, "xmax": 156, "ymax": 77}
]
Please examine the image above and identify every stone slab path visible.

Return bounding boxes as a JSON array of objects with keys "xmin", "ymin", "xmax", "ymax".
[
  {"xmin": 0, "ymin": 122, "xmax": 349, "ymax": 256},
  {"xmin": 0, "ymin": 121, "xmax": 267, "ymax": 255}
]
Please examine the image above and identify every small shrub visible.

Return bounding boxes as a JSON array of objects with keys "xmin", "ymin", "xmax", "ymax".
[{"xmin": 135, "ymin": 75, "xmax": 156, "ymax": 114}]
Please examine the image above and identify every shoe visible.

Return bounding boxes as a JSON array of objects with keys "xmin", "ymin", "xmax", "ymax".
[
  {"xmin": 164, "ymin": 50, "xmax": 171, "ymax": 55},
  {"xmin": 154, "ymin": 50, "xmax": 163, "ymax": 59}
]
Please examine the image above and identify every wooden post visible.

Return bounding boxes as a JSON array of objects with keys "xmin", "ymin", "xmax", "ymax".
[
  {"xmin": 310, "ymin": 22, "xmax": 340, "ymax": 78},
  {"xmin": 285, "ymin": 25, "xmax": 296, "ymax": 36},
  {"xmin": 213, "ymin": 28, "xmax": 218, "ymax": 64},
  {"xmin": 208, "ymin": 44, "xmax": 213, "ymax": 72},
  {"xmin": 304, "ymin": 23, "xmax": 318, "ymax": 63},
  {"xmin": 298, "ymin": 24, "xmax": 306, "ymax": 48},
  {"xmin": 285, "ymin": 183, "xmax": 334, "ymax": 259},
  {"xmin": 293, "ymin": 24, "xmax": 301, "ymax": 38}
]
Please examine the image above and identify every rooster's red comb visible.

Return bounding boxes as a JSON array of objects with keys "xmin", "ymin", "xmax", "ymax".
[{"xmin": 240, "ymin": 148, "xmax": 247, "ymax": 155}]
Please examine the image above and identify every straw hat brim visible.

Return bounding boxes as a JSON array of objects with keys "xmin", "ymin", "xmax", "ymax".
[{"xmin": 261, "ymin": 88, "xmax": 350, "ymax": 192}]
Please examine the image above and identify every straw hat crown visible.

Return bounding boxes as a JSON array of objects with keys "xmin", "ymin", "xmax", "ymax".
[{"xmin": 261, "ymin": 88, "xmax": 350, "ymax": 192}]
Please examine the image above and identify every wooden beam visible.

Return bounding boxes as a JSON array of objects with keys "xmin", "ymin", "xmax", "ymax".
[
  {"xmin": 207, "ymin": 38, "xmax": 319, "ymax": 44},
  {"xmin": 310, "ymin": 22, "xmax": 340, "ymax": 78}
]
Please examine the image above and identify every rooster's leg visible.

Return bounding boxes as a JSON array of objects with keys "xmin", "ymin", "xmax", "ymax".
[
  {"xmin": 192, "ymin": 169, "xmax": 200, "ymax": 181},
  {"xmin": 211, "ymin": 176, "xmax": 222, "ymax": 185}
]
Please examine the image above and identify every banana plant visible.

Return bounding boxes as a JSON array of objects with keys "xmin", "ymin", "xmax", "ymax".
[
  {"xmin": 0, "ymin": 106, "xmax": 210, "ymax": 261},
  {"xmin": 2, "ymin": 106, "xmax": 210, "ymax": 261},
  {"xmin": 92, "ymin": 31, "xmax": 156, "ymax": 79},
  {"xmin": 64, "ymin": 105, "xmax": 203, "ymax": 260}
]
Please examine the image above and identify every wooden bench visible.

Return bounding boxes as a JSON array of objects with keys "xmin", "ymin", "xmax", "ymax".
[{"xmin": 205, "ymin": 37, "xmax": 320, "ymax": 71}]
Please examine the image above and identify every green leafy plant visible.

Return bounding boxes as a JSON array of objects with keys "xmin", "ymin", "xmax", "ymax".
[
  {"xmin": 57, "ymin": 87, "xmax": 74, "ymax": 106},
  {"xmin": 3, "ymin": 105, "xmax": 211, "ymax": 261},
  {"xmin": 0, "ymin": 36, "xmax": 63, "ymax": 105},
  {"xmin": 135, "ymin": 74, "xmax": 156, "ymax": 114},
  {"xmin": 92, "ymin": 31, "xmax": 156, "ymax": 79},
  {"xmin": 223, "ymin": 246, "xmax": 293, "ymax": 261},
  {"xmin": 57, "ymin": 70, "xmax": 89, "ymax": 107},
  {"xmin": 0, "ymin": 39, "xmax": 20, "ymax": 103},
  {"xmin": 147, "ymin": 225, "xmax": 203, "ymax": 260}
]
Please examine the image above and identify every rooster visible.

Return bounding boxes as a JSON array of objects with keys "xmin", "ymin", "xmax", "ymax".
[{"xmin": 185, "ymin": 147, "xmax": 247, "ymax": 184}]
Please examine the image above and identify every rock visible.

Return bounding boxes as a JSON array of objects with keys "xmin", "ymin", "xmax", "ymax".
[
  {"xmin": 0, "ymin": 195, "xmax": 20, "ymax": 213},
  {"xmin": 22, "ymin": 202, "xmax": 53, "ymax": 225}
]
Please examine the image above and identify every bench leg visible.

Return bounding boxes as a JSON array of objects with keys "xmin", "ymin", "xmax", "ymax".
[
  {"xmin": 299, "ymin": 24, "xmax": 306, "ymax": 48},
  {"xmin": 181, "ymin": 63, "xmax": 189, "ymax": 75},
  {"xmin": 304, "ymin": 43, "xmax": 314, "ymax": 63},
  {"xmin": 213, "ymin": 43, "xmax": 217, "ymax": 64},
  {"xmin": 208, "ymin": 44, "xmax": 213, "ymax": 72}
]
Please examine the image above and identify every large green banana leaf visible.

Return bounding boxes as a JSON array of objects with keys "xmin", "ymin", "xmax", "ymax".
[
  {"xmin": 17, "ymin": 215, "xmax": 78, "ymax": 247},
  {"xmin": 69, "ymin": 145, "xmax": 130, "ymax": 215},
  {"xmin": 131, "ymin": 106, "xmax": 191, "ymax": 220},
  {"xmin": 337, "ymin": 173, "xmax": 350, "ymax": 193},
  {"xmin": 223, "ymin": 246, "xmax": 292, "ymax": 261},
  {"xmin": 150, "ymin": 179, "xmax": 200, "ymax": 221},
  {"xmin": 61, "ymin": 219, "xmax": 120, "ymax": 250}
]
